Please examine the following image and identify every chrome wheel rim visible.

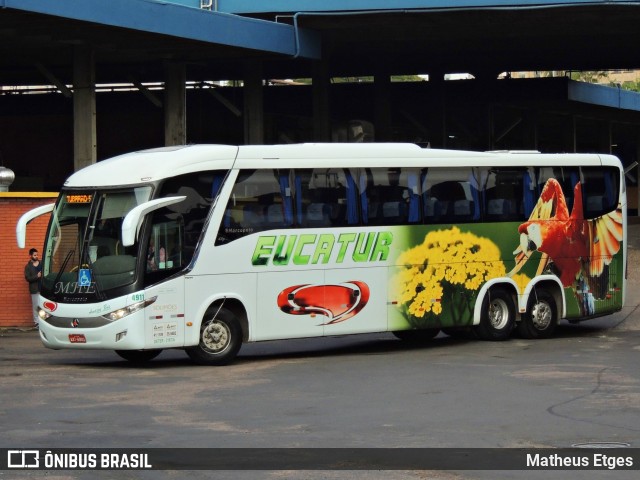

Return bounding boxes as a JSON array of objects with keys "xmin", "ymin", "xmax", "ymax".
[
  {"xmin": 488, "ymin": 298, "xmax": 510, "ymax": 330},
  {"xmin": 201, "ymin": 320, "xmax": 231, "ymax": 354},
  {"xmin": 531, "ymin": 301, "xmax": 552, "ymax": 330}
]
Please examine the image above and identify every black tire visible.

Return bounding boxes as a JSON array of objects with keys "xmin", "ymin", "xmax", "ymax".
[
  {"xmin": 393, "ymin": 328, "xmax": 439, "ymax": 342},
  {"xmin": 474, "ymin": 289, "xmax": 515, "ymax": 341},
  {"xmin": 517, "ymin": 290, "xmax": 557, "ymax": 339},
  {"xmin": 186, "ymin": 307, "xmax": 242, "ymax": 366},
  {"xmin": 115, "ymin": 349, "xmax": 162, "ymax": 363}
]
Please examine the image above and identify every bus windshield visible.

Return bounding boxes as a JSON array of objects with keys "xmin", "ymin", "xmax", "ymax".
[{"xmin": 42, "ymin": 187, "xmax": 152, "ymax": 301}]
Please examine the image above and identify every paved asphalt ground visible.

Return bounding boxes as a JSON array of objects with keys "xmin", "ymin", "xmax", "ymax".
[{"xmin": 1, "ymin": 223, "xmax": 639, "ymax": 480}]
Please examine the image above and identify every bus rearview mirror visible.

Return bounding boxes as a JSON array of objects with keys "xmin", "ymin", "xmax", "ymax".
[{"xmin": 121, "ymin": 196, "xmax": 186, "ymax": 247}]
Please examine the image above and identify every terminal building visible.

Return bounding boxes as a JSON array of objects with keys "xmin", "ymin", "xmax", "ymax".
[{"xmin": 1, "ymin": 0, "xmax": 640, "ymax": 325}]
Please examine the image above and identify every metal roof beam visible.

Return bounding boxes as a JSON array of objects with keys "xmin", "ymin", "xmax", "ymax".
[
  {"xmin": 2, "ymin": 0, "xmax": 320, "ymax": 58},
  {"xmin": 128, "ymin": 75, "xmax": 163, "ymax": 108},
  {"xmin": 34, "ymin": 62, "xmax": 73, "ymax": 97},
  {"xmin": 210, "ymin": 0, "xmax": 639, "ymax": 14},
  {"xmin": 569, "ymin": 80, "xmax": 640, "ymax": 112}
]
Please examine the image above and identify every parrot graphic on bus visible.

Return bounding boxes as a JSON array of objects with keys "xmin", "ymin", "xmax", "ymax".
[{"xmin": 509, "ymin": 178, "xmax": 623, "ymax": 316}]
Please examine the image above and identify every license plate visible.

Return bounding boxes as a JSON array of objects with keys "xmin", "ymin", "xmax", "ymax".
[{"xmin": 68, "ymin": 334, "xmax": 86, "ymax": 343}]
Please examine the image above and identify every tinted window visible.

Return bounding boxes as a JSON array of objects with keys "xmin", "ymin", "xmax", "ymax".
[
  {"xmin": 422, "ymin": 168, "xmax": 480, "ymax": 223},
  {"xmin": 537, "ymin": 166, "xmax": 580, "ymax": 214},
  {"xmin": 298, "ymin": 168, "xmax": 354, "ymax": 227},
  {"xmin": 482, "ymin": 168, "xmax": 527, "ymax": 221},
  {"xmin": 364, "ymin": 167, "xmax": 421, "ymax": 225},
  {"xmin": 581, "ymin": 166, "xmax": 620, "ymax": 219},
  {"xmin": 145, "ymin": 171, "xmax": 222, "ymax": 285}
]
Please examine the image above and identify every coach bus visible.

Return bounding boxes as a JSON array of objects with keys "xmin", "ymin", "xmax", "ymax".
[{"xmin": 17, "ymin": 144, "xmax": 626, "ymax": 365}]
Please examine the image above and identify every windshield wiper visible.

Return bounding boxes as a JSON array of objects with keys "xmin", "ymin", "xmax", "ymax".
[{"xmin": 53, "ymin": 249, "xmax": 75, "ymax": 287}]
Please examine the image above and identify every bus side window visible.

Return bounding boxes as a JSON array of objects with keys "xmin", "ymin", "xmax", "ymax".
[
  {"xmin": 422, "ymin": 168, "xmax": 438, "ymax": 223},
  {"xmin": 581, "ymin": 166, "xmax": 619, "ymax": 219},
  {"xmin": 300, "ymin": 168, "xmax": 350, "ymax": 227},
  {"xmin": 483, "ymin": 168, "xmax": 525, "ymax": 222},
  {"xmin": 425, "ymin": 168, "xmax": 475, "ymax": 224},
  {"xmin": 366, "ymin": 168, "xmax": 394, "ymax": 225},
  {"xmin": 217, "ymin": 169, "xmax": 284, "ymax": 244},
  {"xmin": 539, "ymin": 167, "xmax": 580, "ymax": 214},
  {"xmin": 364, "ymin": 167, "xmax": 420, "ymax": 225},
  {"xmin": 145, "ymin": 171, "xmax": 219, "ymax": 283}
]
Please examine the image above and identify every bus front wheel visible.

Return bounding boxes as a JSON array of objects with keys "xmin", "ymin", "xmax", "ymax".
[
  {"xmin": 186, "ymin": 307, "xmax": 242, "ymax": 366},
  {"xmin": 475, "ymin": 289, "xmax": 514, "ymax": 341},
  {"xmin": 517, "ymin": 290, "xmax": 557, "ymax": 339}
]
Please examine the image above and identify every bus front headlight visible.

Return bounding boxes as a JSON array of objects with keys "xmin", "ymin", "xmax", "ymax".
[
  {"xmin": 37, "ymin": 308, "xmax": 51, "ymax": 321},
  {"xmin": 102, "ymin": 297, "xmax": 157, "ymax": 322}
]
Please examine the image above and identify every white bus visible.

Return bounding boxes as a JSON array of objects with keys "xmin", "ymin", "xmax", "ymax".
[{"xmin": 17, "ymin": 144, "xmax": 626, "ymax": 365}]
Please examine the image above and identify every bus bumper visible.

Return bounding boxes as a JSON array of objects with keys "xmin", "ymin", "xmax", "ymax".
[{"xmin": 38, "ymin": 311, "xmax": 147, "ymax": 350}]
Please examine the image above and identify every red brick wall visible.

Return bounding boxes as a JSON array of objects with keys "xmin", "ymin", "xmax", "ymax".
[{"xmin": 0, "ymin": 193, "xmax": 57, "ymax": 327}]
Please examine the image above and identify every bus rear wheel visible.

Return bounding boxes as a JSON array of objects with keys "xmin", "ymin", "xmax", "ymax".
[
  {"xmin": 186, "ymin": 307, "xmax": 242, "ymax": 366},
  {"xmin": 517, "ymin": 290, "xmax": 557, "ymax": 339},
  {"xmin": 115, "ymin": 349, "xmax": 161, "ymax": 363},
  {"xmin": 475, "ymin": 289, "xmax": 514, "ymax": 341}
]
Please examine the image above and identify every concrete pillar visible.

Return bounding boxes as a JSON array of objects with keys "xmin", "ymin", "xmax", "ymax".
[
  {"xmin": 164, "ymin": 62, "xmax": 187, "ymax": 146},
  {"xmin": 374, "ymin": 72, "xmax": 392, "ymax": 142},
  {"xmin": 312, "ymin": 61, "xmax": 331, "ymax": 142},
  {"xmin": 243, "ymin": 62, "xmax": 264, "ymax": 145},
  {"xmin": 73, "ymin": 46, "xmax": 96, "ymax": 171}
]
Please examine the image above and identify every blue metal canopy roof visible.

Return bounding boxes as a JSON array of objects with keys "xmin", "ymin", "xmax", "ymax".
[
  {"xmin": 3, "ymin": 0, "xmax": 640, "ymax": 77},
  {"xmin": 0, "ymin": 0, "xmax": 319, "ymax": 58},
  {"xmin": 569, "ymin": 81, "xmax": 640, "ymax": 112},
  {"xmin": 3, "ymin": 0, "xmax": 640, "ymax": 117},
  {"xmin": 168, "ymin": 0, "xmax": 640, "ymax": 14}
]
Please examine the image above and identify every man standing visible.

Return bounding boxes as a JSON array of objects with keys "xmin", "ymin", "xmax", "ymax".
[{"xmin": 24, "ymin": 248, "xmax": 42, "ymax": 328}]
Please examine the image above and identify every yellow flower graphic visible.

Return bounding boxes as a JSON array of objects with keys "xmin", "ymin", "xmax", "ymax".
[{"xmin": 392, "ymin": 226, "xmax": 507, "ymax": 326}]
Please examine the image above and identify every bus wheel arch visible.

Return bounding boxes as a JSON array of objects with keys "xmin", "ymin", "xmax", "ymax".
[
  {"xmin": 518, "ymin": 280, "xmax": 562, "ymax": 339},
  {"xmin": 186, "ymin": 298, "xmax": 247, "ymax": 366},
  {"xmin": 208, "ymin": 298, "xmax": 249, "ymax": 343},
  {"xmin": 475, "ymin": 285, "xmax": 517, "ymax": 341}
]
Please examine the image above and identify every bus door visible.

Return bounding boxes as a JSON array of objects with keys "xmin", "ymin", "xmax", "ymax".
[{"xmin": 142, "ymin": 219, "xmax": 187, "ymax": 349}]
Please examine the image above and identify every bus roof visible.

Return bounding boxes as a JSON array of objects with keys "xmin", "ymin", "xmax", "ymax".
[
  {"xmin": 235, "ymin": 143, "xmax": 610, "ymax": 169},
  {"xmin": 63, "ymin": 143, "xmax": 615, "ymax": 188},
  {"xmin": 64, "ymin": 145, "xmax": 239, "ymax": 188}
]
